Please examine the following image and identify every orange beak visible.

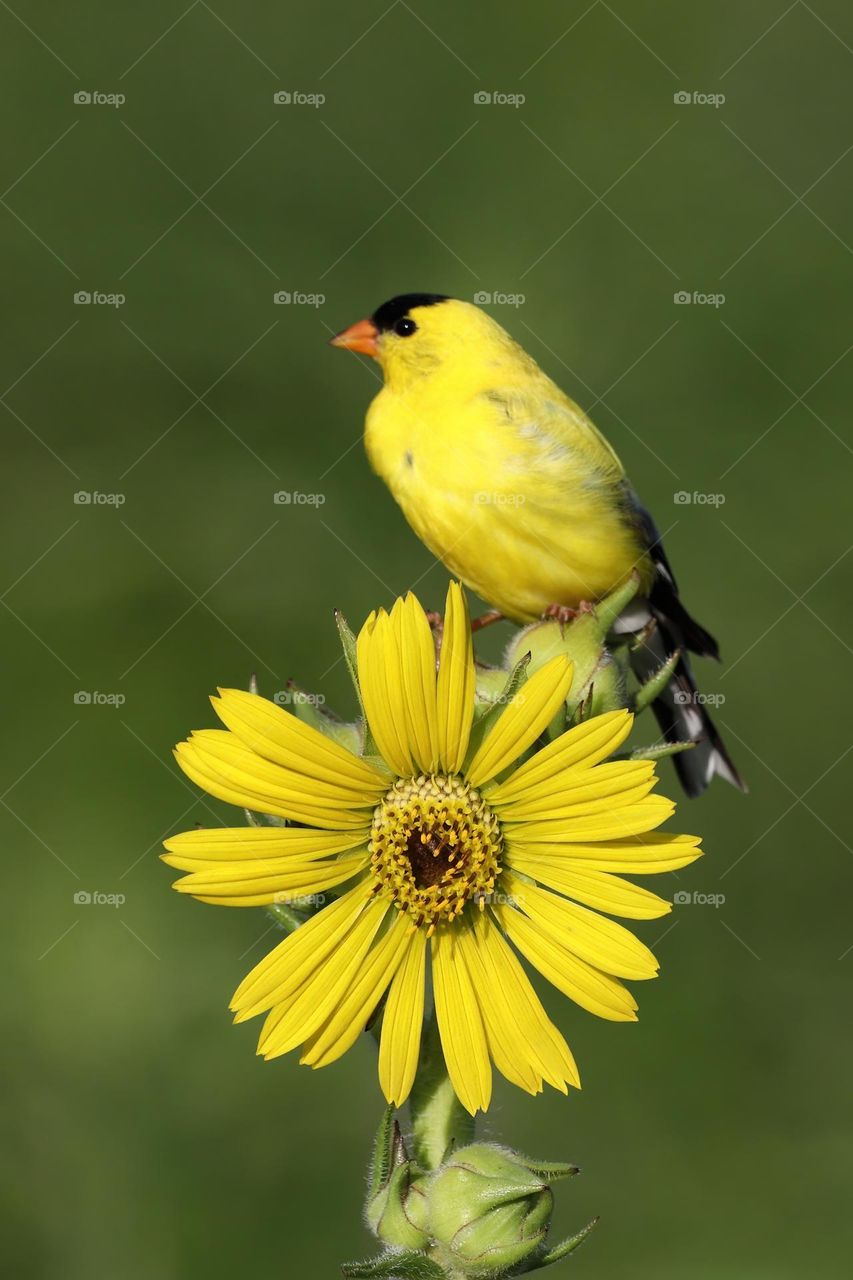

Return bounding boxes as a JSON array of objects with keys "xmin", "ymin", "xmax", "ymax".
[{"xmin": 329, "ymin": 317, "xmax": 380, "ymax": 358}]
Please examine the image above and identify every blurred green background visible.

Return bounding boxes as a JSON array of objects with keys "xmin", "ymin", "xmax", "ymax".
[{"xmin": 2, "ymin": 2, "xmax": 852, "ymax": 1276}]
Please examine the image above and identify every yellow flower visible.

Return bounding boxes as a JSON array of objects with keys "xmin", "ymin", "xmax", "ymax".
[{"xmin": 163, "ymin": 584, "xmax": 701, "ymax": 1115}]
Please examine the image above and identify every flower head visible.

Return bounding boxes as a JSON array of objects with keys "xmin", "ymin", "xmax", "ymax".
[{"xmin": 163, "ymin": 583, "xmax": 700, "ymax": 1114}]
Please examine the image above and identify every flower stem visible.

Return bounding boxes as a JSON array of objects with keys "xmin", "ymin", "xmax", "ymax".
[{"xmin": 409, "ymin": 1012, "xmax": 474, "ymax": 1171}]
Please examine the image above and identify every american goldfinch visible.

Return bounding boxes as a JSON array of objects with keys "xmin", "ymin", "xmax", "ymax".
[{"xmin": 331, "ymin": 293, "xmax": 744, "ymax": 797}]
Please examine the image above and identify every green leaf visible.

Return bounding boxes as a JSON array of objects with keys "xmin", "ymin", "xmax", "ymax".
[
  {"xmin": 530, "ymin": 1216, "xmax": 599, "ymax": 1269},
  {"xmin": 341, "ymin": 1250, "xmax": 445, "ymax": 1279}
]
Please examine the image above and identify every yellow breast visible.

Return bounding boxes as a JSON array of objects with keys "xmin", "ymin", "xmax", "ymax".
[{"xmin": 364, "ymin": 374, "xmax": 651, "ymax": 623}]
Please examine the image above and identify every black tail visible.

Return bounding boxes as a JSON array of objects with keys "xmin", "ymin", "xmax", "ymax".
[{"xmin": 634, "ymin": 607, "xmax": 746, "ymax": 798}]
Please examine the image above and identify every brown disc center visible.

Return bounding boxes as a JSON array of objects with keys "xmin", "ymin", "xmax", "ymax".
[{"xmin": 406, "ymin": 828, "xmax": 456, "ymax": 888}]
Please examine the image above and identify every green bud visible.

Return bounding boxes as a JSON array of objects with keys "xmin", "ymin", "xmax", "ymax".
[
  {"xmin": 426, "ymin": 1144, "xmax": 556, "ymax": 1279},
  {"xmin": 366, "ymin": 1111, "xmax": 431, "ymax": 1252}
]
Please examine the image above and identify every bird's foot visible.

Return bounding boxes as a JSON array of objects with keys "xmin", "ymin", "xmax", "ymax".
[
  {"xmin": 425, "ymin": 612, "xmax": 446, "ymax": 651},
  {"xmin": 470, "ymin": 609, "xmax": 505, "ymax": 633},
  {"xmin": 542, "ymin": 601, "xmax": 596, "ymax": 625}
]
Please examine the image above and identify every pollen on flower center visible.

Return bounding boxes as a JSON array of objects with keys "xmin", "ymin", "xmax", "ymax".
[{"xmin": 369, "ymin": 774, "xmax": 503, "ymax": 933}]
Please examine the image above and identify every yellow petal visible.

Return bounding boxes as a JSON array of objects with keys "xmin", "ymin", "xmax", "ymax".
[
  {"xmin": 505, "ymin": 853, "xmax": 671, "ymax": 920},
  {"xmin": 506, "ymin": 832, "xmax": 702, "ymax": 874},
  {"xmin": 175, "ymin": 736, "xmax": 370, "ymax": 829},
  {"xmin": 491, "ymin": 760, "xmax": 657, "ymax": 821},
  {"xmin": 169, "ymin": 851, "xmax": 367, "ymax": 907},
  {"xmin": 230, "ymin": 879, "xmax": 372, "ymax": 1015},
  {"xmin": 505, "ymin": 795, "xmax": 676, "ymax": 844},
  {"xmin": 494, "ymin": 709, "xmax": 634, "ymax": 798},
  {"xmin": 502, "ymin": 871, "xmax": 659, "ymax": 980},
  {"xmin": 258, "ymin": 895, "xmax": 389, "ymax": 1057},
  {"xmin": 162, "ymin": 826, "xmax": 368, "ymax": 872},
  {"xmin": 493, "ymin": 899, "xmax": 638, "ymax": 1022},
  {"xmin": 301, "ymin": 911, "xmax": 413, "ymax": 1067},
  {"xmin": 465, "ymin": 656, "xmax": 574, "ymax": 788},
  {"xmin": 432, "ymin": 928, "xmax": 492, "ymax": 1115},
  {"xmin": 436, "ymin": 581, "xmax": 475, "ymax": 772},
  {"xmin": 394, "ymin": 594, "xmax": 440, "ymax": 772},
  {"xmin": 379, "ymin": 929, "xmax": 427, "ymax": 1106},
  {"xmin": 357, "ymin": 609, "xmax": 415, "ymax": 776},
  {"xmin": 461, "ymin": 912, "xmax": 579, "ymax": 1094},
  {"xmin": 212, "ymin": 686, "xmax": 386, "ymax": 793}
]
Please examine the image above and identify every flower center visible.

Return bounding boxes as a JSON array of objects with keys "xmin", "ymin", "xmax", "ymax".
[{"xmin": 369, "ymin": 775, "xmax": 503, "ymax": 933}]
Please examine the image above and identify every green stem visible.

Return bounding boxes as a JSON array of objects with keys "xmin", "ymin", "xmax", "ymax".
[{"xmin": 408, "ymin": 1012, "xmax": 474, "ymax": 1170}]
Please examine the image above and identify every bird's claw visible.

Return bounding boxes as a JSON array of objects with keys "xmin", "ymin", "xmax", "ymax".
[{"xmin": 542, "ymin": 601, "xmax": 596, "ymax": 624}]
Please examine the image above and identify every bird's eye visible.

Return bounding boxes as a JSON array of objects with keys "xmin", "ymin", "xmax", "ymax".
[{"xmin": 394, "ymin": 317, "xmax": 417, "ymax": 337}]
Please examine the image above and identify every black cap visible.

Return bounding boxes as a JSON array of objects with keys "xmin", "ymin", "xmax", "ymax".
[{"xmin": 371, "ymin": 293, "xmax": 450, "ymax": 332}]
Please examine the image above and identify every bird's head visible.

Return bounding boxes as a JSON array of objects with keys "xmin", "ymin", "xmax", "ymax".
[{"xmin": 330, "ymin": 293, "xmax": 513, "ymax": 390}]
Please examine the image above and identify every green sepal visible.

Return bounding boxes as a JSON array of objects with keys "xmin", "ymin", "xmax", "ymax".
[
  {"xmin": 283, "ymin": 678, "xmax": 363, "ymax": 754},
  {"xmin": 341, "ymin": 1251, "xmax": 445, "ymax": 1279},
  {"xmin": 336, "ymin": 610, "xmax": 379, "ymax": 756},
  {"xmin": 632, "ymin": 649, "xmax": 681, "ymax": 713},
  {"xmin": 617, "ymin": 739, "xmax": 696, "ymax": 763},
  {"xmin": 468, "ymin": 653, "xmax": 531, "ymax": 750},
  {"xmin": 527, "ymin": 1216, "xmax": 599, "ymax": 1269},
  {"xmin": 264, "ymin": 901, "xmax": 307, "ymax": 933},
  {"xmin": 514, "ymin": 1158, "xmax": 579, "ymax": 1185},
  {"xmin": 593, "ymin": 571, "xmax": 640, "ymax": 635},
  {"xmin": 369, "ymin": 1107, "xmax": 404, "ymax": 1201}
]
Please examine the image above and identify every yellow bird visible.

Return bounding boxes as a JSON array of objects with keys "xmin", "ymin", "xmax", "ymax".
[{"xmin": 331, "ymin": 293, "xmax": 744, "ymax": 797}]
